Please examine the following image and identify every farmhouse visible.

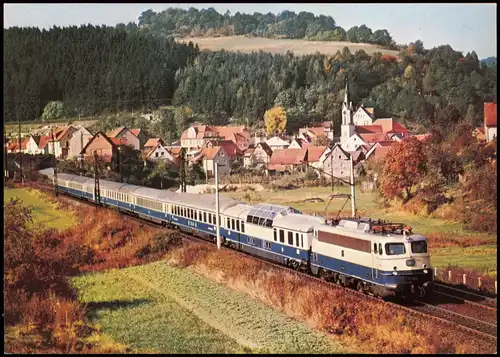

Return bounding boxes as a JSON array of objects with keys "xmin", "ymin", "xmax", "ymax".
[
  {"xmin": 107, "ymin": 127, "xmax": 141, "ymax": 151},
  {"xmin": 267, "ymin": 148, "xmax": 307, "ymax": 174},
  {"xmin": 49, "ymin": 126, "xmax": 78, "ymax": 158},
  {"xmin": 265, "ymin": 136, "xmax": 290, "ymax": 151},
  {"xmin": 245, "ymin": 142, "xmax": 273, "ymax": 168},
  {"xmin": 191, "ymin": 146, "xmax": 231, "ymax": 178},
  {"xmin": 80, "ymin": 131, "xmax": 128, "ymax": 166},
  {"xmin": 68, "ymin": 127, "xmax": 93, "ymax": 159}
]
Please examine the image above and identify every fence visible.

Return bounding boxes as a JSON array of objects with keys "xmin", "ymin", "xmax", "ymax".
[{"xmin": 433, "ymin": 267, "xmax": 497, "ymax": 295}]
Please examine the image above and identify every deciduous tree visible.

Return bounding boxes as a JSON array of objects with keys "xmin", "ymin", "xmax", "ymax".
[
  {"xmin": 380, "ymin": 137, "xmax": 427, "ymax": 200},
  {"xmin": 264, "ymin": 106, "xmax": 287, "ymax": 136}
]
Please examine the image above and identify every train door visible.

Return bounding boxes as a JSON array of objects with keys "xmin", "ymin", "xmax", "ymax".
[{"xmin": 371, "ymin": 240, "xmax": 379, "ymax": 281}]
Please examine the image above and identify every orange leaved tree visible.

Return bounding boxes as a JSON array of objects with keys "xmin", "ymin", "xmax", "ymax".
[{"xmin": 380, "ymin": 136, "xmax": 427, "ymax": 201}]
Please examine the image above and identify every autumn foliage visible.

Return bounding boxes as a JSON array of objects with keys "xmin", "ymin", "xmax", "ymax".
[
  {"xmin": 264, "ymin": 106, "xmax": 287, "ymax": 136},
  {"xmin": 380, "ymin": 136, "xmax": 427, "ymax": 200}
]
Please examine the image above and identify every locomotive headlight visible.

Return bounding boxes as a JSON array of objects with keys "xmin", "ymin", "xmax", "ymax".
[
  {"xmin": 423, "ymin": 269, "xmax": 429, "ymax": 274},
  {"xmin": 393, "ymin": 266, "xmax": 398, "ymax": 275}
]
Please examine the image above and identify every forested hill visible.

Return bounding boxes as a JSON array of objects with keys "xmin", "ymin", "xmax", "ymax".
[
  {"xmin": 173, "ymin": 46, "xmax": 496, "ymax": 133},
  {"xmin": 3, "ymin": 25, "xmax": 199, "ymax": 123},
  {"xmin": 3, "ymin": 25, "xmax": 497, "ymax": 135},
  {"xmin": 135, "ymin": 7, "xmax": 396, "ymax": 48}
]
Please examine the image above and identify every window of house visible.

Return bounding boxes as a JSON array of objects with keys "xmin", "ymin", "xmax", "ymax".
[
  {"xmin": 279, "ymin": 229, "xmax": 284, "ymax": 243},
  {"xmin": 288, "ymin": 231, "xmax": 293, "ymax": 245},
  {"xmin": 161, "ymin": 151, "xmax": 164, "ymax": 156},
  {"xmin": 155, "ymin": 152, "xmax": 159, "ymax": 157}
]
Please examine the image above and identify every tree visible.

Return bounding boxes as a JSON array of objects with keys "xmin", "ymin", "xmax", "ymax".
[
  {"xmin": 264, "ymin": 106, "xmax": 287, "ymax": 136},
  {"xmin": 188, "ymin": 162, "xmax": 206, "ymax": 184},
  {"xmin": 380, "ymin": 137, "xmax": 427, "ymax": 200},
  {"xmin": 147, "ymin": 160, "xmax": 170, "ymax": 189},
  {"xmin": 314, "ymin": 135, "xmax": 331, "ymax": 146},
  {"xmin": 41, "ymin": 101, "xmax": 65, "ymax": 121}
]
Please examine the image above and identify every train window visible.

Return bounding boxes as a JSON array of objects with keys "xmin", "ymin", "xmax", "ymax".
[
  {"xmin": 265, "ymin": 219, "xmax": 273, "ymax": 228},
  {"xmin": 212, "ymin": 214, "xmax": 216, "ymax": 224},
  {"xmin": 252, "ymin": 216, "xmax": 259, "ymax": 224},
  {"xmin": 247, "ymin": 215, "xmax": 253, "ymax": 223},
  {"xmin": 279, "ymin": 230, "xmax": 284, "ymax": 243},
  {"xmin": 258, "ymin": 217, "xmax": 265, "ymax": 226},
  {"xmin": 379, "ymin": 243, "xmax": 382, "ymax": 255},
  {"xmin": 288, "ymin": 231, "xmax": 293, "ymax": 245},
  {"xmin": 203, "ymin": 212, "xmax": 207, "ymax": 222},
  {"xmin": 241, "ymin": 222, "xmax": 245, "ymax": 233},
  {"xmin": 231, "ymin": 219, "xmax": 235, "ymax": 230},
  {"xmin": 296, "ymin": 233, "xmax": 299, "ymax": 247},
  {"xmin": 374, "ymin": 243, "xmax": 378, "ymax": 254},
  {"xmin": 341, "ymin": 250, "xmax": 344, "ymax": 257},
  {"xmin": 227, "ymin": 218, "xmax": 230, "ymax": 228},
  {"xmin": 209, "ymin": 214, "xmax": 212, "ymax": 224},
  {"xmin": 385, "ymin": 243, "xmax": 406, "ymax": 255},
  {"xmin": 273, "ymin": 229, "xmax": 277, "ymax": 241},
  {"xmin": 236, "ymin": 220, "xmax": 240, "ymax": 232},
  {"xmin": 411, "ymin": 241, "xmax": 427, "ymax": 254}
]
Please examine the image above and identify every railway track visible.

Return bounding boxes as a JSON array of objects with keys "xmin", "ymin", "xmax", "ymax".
[
  {"xmin": 433, "ymin": 282, "xmax": 497, "ymax": 309},
  {"xmin": 26, "ymin": 181, "xmax": 498, "ymax": 343}
]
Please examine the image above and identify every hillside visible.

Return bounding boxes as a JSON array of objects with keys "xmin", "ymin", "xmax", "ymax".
[{"xmin": 176, "ymin": 36, "xmax": 399, "ymax": 56}]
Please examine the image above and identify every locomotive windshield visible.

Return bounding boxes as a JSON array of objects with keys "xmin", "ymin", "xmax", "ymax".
[
  {"xmin": 411, "ymin": 240, "xmax": 428, "ymax": 253},
  {"xmin": 385, "ymin": 243, "xmax": 406, "ymax": 255}
]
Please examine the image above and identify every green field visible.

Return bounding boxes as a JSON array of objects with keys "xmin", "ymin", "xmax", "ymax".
[
  {"xmin": 72, "ymin": 262, "xmax": 352, "ymax": 354},
  {"xmin": 4, "ymin": 188, "xmax": 75, "ymax": 230},
  {"xmin": 431, "ymin": 245, "xmax": 497, "ymax": 278}
]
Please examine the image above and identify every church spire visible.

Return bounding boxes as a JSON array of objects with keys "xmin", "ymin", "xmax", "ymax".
[{"xmin": 344, "ymin": 82, "xmax": 349, "ymax": 105}]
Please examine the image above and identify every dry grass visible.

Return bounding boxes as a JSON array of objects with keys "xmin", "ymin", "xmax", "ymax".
[
  {"xmin": 167, "ymin": 241, "xmax": 496, "ymax": 354},
  {"xmin": 176, "ymin": 36, "xmax": 399, "ymax": 56}
]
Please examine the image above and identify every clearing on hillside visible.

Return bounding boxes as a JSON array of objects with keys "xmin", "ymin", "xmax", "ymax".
[{"xmin": 176, "ymin": 36, "xmax": 399, "ymax": 56}]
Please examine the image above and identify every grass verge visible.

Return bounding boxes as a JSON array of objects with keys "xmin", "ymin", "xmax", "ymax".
[{"xmin": 72, "ymin": 262, "xmax": 351, "ymax": 354}]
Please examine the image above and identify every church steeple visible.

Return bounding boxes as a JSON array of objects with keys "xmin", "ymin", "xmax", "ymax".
[
  {"xmin": 344, "ymin": 82, "xmax": 349, "ymax": 106},
  {"xmin": 341, "ymin": 80, "xmax": 355, "ymax": 145}
]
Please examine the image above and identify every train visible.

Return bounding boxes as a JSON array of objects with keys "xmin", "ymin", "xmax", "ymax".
[{"xmin": 42, "ymin": 170, "xmax": 434, "ymax": 298}]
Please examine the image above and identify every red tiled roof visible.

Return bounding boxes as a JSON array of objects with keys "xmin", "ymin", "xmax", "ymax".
[
  {"xmin": 145, "ymin": 138, "xmax": 164, "ymax": 148},
  {"xmin": 372, "ymin": 118, "xmax": 409, "ymax": 134},
  {"xmin": 369, "ymin": 146, "xmax": 392, "ymax": 160},
  {"xmin": 110, "ymin": 137, "xmax": 128, "ymax": 146},
  {"xmin": 359, "ymin": 133, "xmax": 389, "ymax": 143},
  {"xmin": 484, "ymin": 102, "xmax": 497, "ymax": 127},
  {"xmin": 268, "ymin": 148, "xmax": 307, "ymax": 167},
  {"xmin": 377, "ymin": 140, "xmax": 396, "ymax": 147},
  {"xmin": 205, "ymin": 140, "xmax": 242, "ymax": 158},
  {"xmin": 39, "ymin": 135, "xmax": 52, "ymax": 149},
  {"xmin": 307, "ymin": 146, "xmax": 328, "ymax": 163},
  {"xmin": 193, "ymin": 146, "xmax": 223, "ymax": 161},
  {"xmin": 355, "ymin": 125, "xmax": 383, "ymax": 134},
  {"xmin": 108, "ymin": 127, "xmax": 126, "ymax": 138},
  {"xmin": 55, "ymin": 126, "xmax": 74, "ymax": 141},
  {"xmin": 292, "ymin": 138, "xmax": 310, "ymax": 149},
  {"xmin": 130, "ymin": 128, "xmax": 142, "ymax": 137}
]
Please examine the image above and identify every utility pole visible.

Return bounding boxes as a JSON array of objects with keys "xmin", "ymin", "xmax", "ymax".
[
  {"xmin": 179, "ymin": 148, "xmax": 187, "ymax": 192},
  {"xmin": 51, "ymin": 129, "xmax": 58, "ymax": 196},
  {"xmin": 350, "ymin": 154, "xmax": 356, "ymax": 217},
  {"xmin": 215, "ymin": 162, "xmax": 221, "ymax": 250},
  {"xmin": 4, "ymin": 125, "xmax": 8, "ymax": 183},
  {"xmin": 18, "ymin": 120, "xmax": 23, "ymax": 185},
  {"xmin": 94, "ymin": 151, "xmax": 101, "ymax": 207}
]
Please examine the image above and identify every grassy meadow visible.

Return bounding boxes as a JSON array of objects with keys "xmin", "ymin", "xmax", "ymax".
[
  {"xmin": 177, "ymin": 36, "xmax": 399, "ymax": 56},
  {"xmin": 72, "ymin": 262, "xmax": 352, "ymax": 354},
  {"xmin": 4, "ymin": 188, "xmax": 75, "ymax": 230}
]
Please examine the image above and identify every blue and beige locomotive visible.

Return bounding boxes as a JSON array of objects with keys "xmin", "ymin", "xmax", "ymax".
[{"xmin": 46, "ymin": 171, "xmax": 434, "ymax": 298}]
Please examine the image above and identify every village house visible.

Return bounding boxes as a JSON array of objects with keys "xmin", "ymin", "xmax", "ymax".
[
  {"xmin": 298, "ymin": 121, "xmax": 334, "ymax": 143},
  {"xmin": 130, "ymin": 128, "xmax": 148, "ymax": 149},
  {"xmin": 322, "ymin": 144, "xmax": 364, "ymax": 179},
  {"xmin": 38, "ymin": 135, "xmax": 52, "ymax": 155},
  {"xmin": 107, "ymin": 127, "xmax": 141, "ymax": 151},
  {"xmin": 80, "ymin": 131, "xmax": 130, "ymax": 166},
  {"xmin": 267, "ymin": 148, "xmax": 307, "ymax": 175},
  {"xmin": 144, "ymin": 138, "xmax": 165, "ymax": 152},
  {"xmin": 144, "ymin": 142, "xmax": 178, "ymax": 166},
  {"xmin": 203, "ymin": 139, "xmax": 243, "ymax": 165},
  {"xmin": 68, "ymin": 127, "xmax": 93, "ymax": 159},
  {"xmin": 245, "ymin": 142, "xmax": 273, "ymax": 168},
  {"xmin": 249, "ymin": 128, "xmax": 267, "ymax": 146},
  {"xmin": 365, "ymin": 141, "xmax": 396, "ymax": 161},
  {"xmin": 49, "ymin": 126, "xmax": 78, "ymax": 158},
  {"xmin": 7, "ymin": 137, "xmax": 30, "ymax": 153},
  {"xmin": 191, "ymin": 146, "xmax": 231, "ymax": 178},
  {"xmin": 243, "ymin": 147, "xmax": 255, "ymax": 168},
  {"xmin": 265, "ymin": 136, "xmax": 290, "ymax": 151},
  {"xmin": 307, "ymin": 146, "xmax": 331, "ymax": 171},
  {"xmin": 25, "ymin": 135, "xmax": 42, "ymax": 155},
  {"xmin": 180, "ymin": 124, "xmax": 251, "ymax": 153},
  {"xmin": 484, "ymin": 102, "xmax": 497, "ymax": 142},
  {"xmin": 289, "ymin": 137, "xmax": 310, "ymax": 149}
]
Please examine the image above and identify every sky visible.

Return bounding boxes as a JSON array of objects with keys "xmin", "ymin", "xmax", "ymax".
[{"xmin": 3, "ymin": 3, "xmax": 497, "ymax": 58}]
